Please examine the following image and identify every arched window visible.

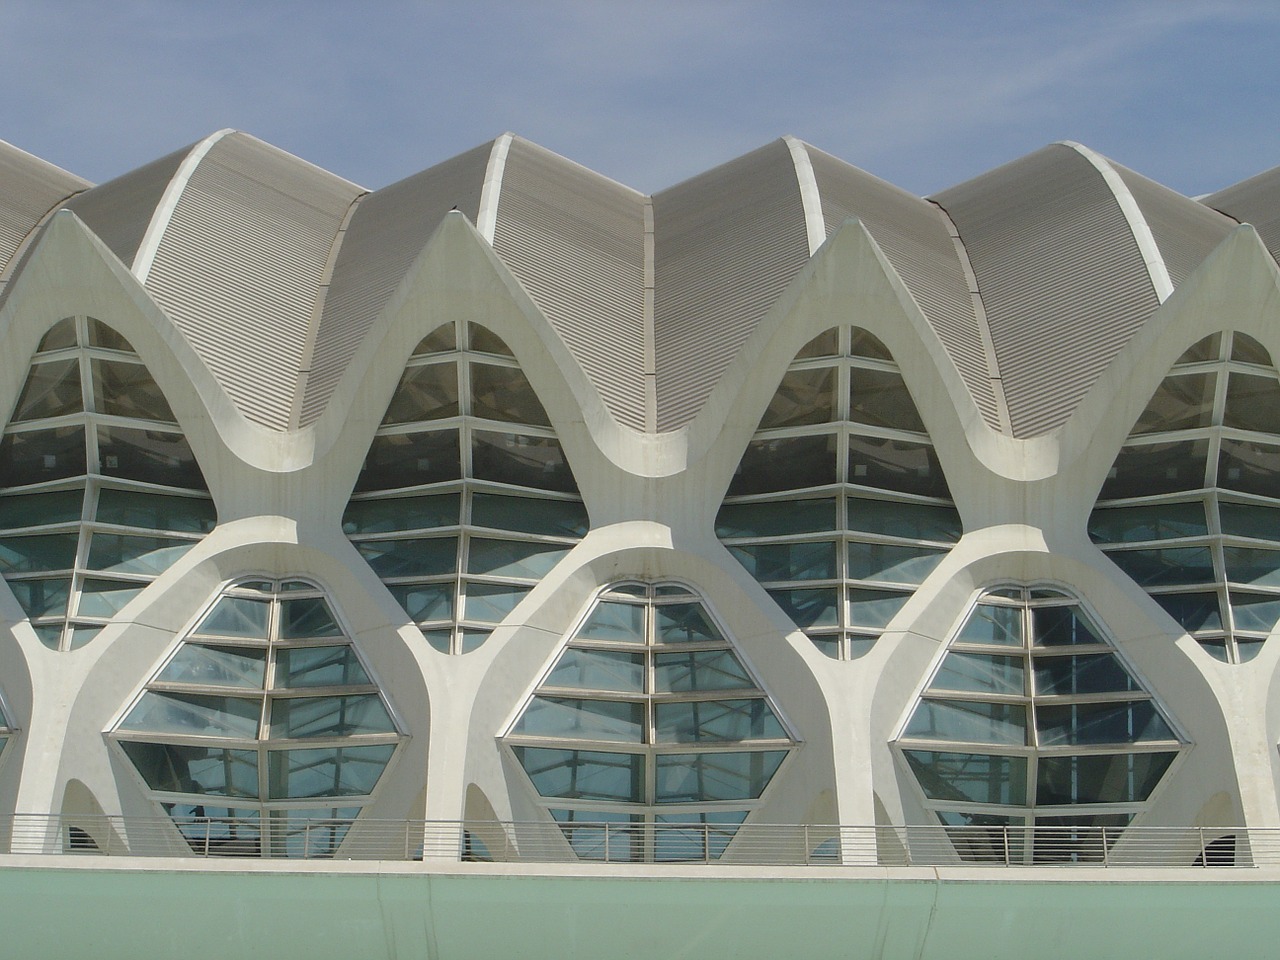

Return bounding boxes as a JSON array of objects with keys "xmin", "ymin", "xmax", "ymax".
[
  {"xmin": 112, "ymin": 578, "xmax": 404, "ymax": 858},
  {"xmin": 505, "ymin": 582, "xmax": 795, "ymax": 861},
  {"xmin": 1091, "ymin": 332, "xmax": 1280, "ymax": 662},
  {"xmin": 894, "ymin": 586, "xmax": 1183, "ymax": 862},
  {"xmin": 0, "ymin": 317, "xmax": 215, "ymax": 650},
  {"xmin": 344, "ymin": 322, "xmax": 586, "ymax": 654},
  {"xmin": 717, "ymin": 327, "xmax": 960, "ymax": 659}
]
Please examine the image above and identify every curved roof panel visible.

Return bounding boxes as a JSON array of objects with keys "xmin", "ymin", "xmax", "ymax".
[
  {"xmin": 933, "ymin": 144, "xmax": 1160, "ymax": 438},
  {"xmin": 651, "ymin": 140, "xmax": 810, "ymax": 432},
  {"xmin": 0, "ymin": 130, "xmax": 1254, "ymax": 442},
  {"xmin": 490, "ymin": 137, "xmax": 649, "ymax": 431},
  {"xmin": 302, "ymin": 139, "xmax": 492, "ymax": 427},
  {"xmin": 1112, "ymin": 161, "xmax": 1235, "ymax": 288},
  {"xmin": 1203, "ymin": 165, "xmax": 1280, "ymax": 263},
  {"xmin": 63, "ymin": 141, "xmax": 192, "ymax": 270},
  {"xmin": 802, "ymin": 142, "xmax": 1002, "ymax": 429},
  {"xmin": 141, "ymin": 132, "xmax": 363, "ymax": 430},
  {"xmin": 0, "ymin": 140, "xmax": 88, "ymax": 291}
]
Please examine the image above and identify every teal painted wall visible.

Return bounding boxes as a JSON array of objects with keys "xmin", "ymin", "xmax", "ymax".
[{"xmin": 4, "ymin": 863, "xmax": 1278, "ymax": 960}]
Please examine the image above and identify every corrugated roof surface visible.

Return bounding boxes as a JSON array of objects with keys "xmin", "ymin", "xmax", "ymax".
[
  {"xmin": 804, "ymin": 144, "xmax": 1001, "ymax": 429},
  {"xmin": 1203, "ymin": 166, "xmax": 1280, "ymax": 263},
  {"xmin": 651, "ymin": 140, "xmax": 810, "ymax": 431},
  {"xmin": 1113, "ymin": 162, "xmax": 1235, "ymax": 287},
  {"xmin": 63, "ymin": 143, "xmax": 191, "ymax": 270},
  {"xmin": 491, "ymin": 137, "xmax": 648, "ymax": 431},
  {"xmin": 933, "ymin": 144, "xmax": 1160, "ymax": 438},
  {"xmin": 142, "ymin": 133, "xmax": 363, "ymax": 430},
  {"xmin": 301, "ymin": 140, "xmax": 492, "ymax": 427},
  {"xmin": 0, "ymin": 140, "xmax": 88, "ymax": 287}
]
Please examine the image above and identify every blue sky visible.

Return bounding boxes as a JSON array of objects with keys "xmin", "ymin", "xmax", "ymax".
[{"xmin": 2, "ymin": 0, "xmax": 1278, "ymax": 197}]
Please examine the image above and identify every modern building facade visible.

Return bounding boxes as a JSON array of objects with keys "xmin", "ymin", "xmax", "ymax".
[{"xmin": 1, "ymin": 129, "xmax": 1280, "ymax": 954}]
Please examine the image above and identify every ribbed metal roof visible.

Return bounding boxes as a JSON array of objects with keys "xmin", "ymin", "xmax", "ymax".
[
  {"xmin": 2, "ymin": 131, "xmax": 1263, "ymax": 441},
  {"xmin": 1113, "ymin": 162, "xmax": 1235, "ymax": 288},
  {"xmin": 0, "ymin": 140, "xmax": 88, "ymax": 293},
  {"xmin": 803, "ymin": 143, "xmax": 1003, "ymax": 430},
  {"xmin": 491, "ymin": 137, "xmax": 649, "ymax": 431},
  {"xmin": 63, "ymin": 143, "xmax": 191, "ymax": 270},
  {"xmin": 140, "ymin": 132, "xmax": 363, "ymax": 430},
  {"xmin": 301, "ymin": 140, "xmax": 492, "ymax": 427},
  {"xmin": 933, "ymin": 144, "xmax": 1161, "ymax": 438},
  {"xmin": 651, "ymin": 140, "xmax": 810, "ymax": 432},
  {"xmin": 1203, "ymin": 166, "xmax": 1280, "ymax": 263}
]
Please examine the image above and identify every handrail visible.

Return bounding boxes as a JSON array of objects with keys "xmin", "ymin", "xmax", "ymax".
[{"xmin": 0, "ymin": 815, "xmax": 1258, "ymax": 868}]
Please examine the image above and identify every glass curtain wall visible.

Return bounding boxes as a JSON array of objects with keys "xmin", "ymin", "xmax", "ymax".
[
  {"xmin": 894, "ymin": 586, "xmax": 1183, "ymax": 861},
  {"xmin": 0, "ymin": 316, "xmax": 215, "ymax": 650},
  {"xmin": 505, "ymin": 582, "xmax": 794, "ymax": 861},
  {"xmin": 344, "ymin": 322, "xmax": 587, "ymax": 654},
  {"xmin": 717, "ymin": 327, "xmax": 960, "ymax": 659},
  {"xmin": 1091, "ymin": 332, "xmax": 1280, "ymax": 663},
  {"xmin": 112, "ymin": 578, "xmax": 404, "ymax": 857}
]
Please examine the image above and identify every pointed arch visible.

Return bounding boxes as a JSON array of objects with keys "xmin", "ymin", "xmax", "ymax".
[
  {"xmin": 0, "ymin": 315, "xmax": 216, "ymax": 650},
  {"xmin": 344, "ymin": 319, "xmax": 587, "ymax": 654},
  {"xmin": 717, "ymin": 325, "xmax": 961, "ymax": 659},
  {"xmin": 1091, "ymin": 330, "xmax": 1280, "ymax": 663}
]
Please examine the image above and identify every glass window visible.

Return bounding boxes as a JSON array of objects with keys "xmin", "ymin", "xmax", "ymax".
[
  {"xmin": 158, "ymin": 644, "xmax": 267, "ymax": 688},
  {"xmin": 508, "ymin": 582, "xmax": 794, "ymax": 858},
  {"xmin": 380, "ymin": 363, "xmax": 458, "ymax": 424},
  {"xmin": 470, "ymin": 363, "xmax": 551, "ymax": 426},
  {"xmin": 1131, "ymin": 373, "xmax": 1216, "ymax": 434},
  {"xmin": 896, "ymin": 586, "xmax": 1183, "ymax": 854},
  {"xmin": 356, "ymin": 431, "xmax": 461, "ymax": 492},
  {"xmin": 727, "ymin": 434, "xmax": 837, "ymax": 496},
  {"xmin": 114, "ymin": 579, "xmax": 403, "ymax": 857},
  {"xmin": 90, "ymin": 359, "xmax": 175, "ymax": 422},
  {"xmin": 758, "ymin": 367, "xmax": 836, "ymax": 429},
  {"xmin": 1100, "ymin": 439, "xmax": 1209, "ymax": 500},
  {"xmin": 11, "ymin": 360, "xmax": 81, "ymax": 421}
]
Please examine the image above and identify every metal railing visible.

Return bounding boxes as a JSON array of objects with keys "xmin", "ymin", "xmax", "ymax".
[{"xmin": 0, "ymin": 815, "xmax": 1267, "ymax": 868}]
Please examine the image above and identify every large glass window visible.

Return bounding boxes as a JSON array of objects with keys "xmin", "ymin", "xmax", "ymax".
[
  {"xmin": 717, "ymin": 328, "xmax": 959, "ymax": 660},
  {"xmin": 112, "ymin": 579, "xmax": 404, "ymax": 858},
  {"xmin": 345, "ymin": 323, "xmax": 585, "ymax": 654},
  {"xmin": 0, "ymin": 317, "xmax": 215, "ymax": 650},
  {"xmin": 1091, "ymin": 332, "xmax": 1280, "ymax": 663},
  {"xmin": 505, "ymin": 582, "xmax": 794, "ymax": 861},
  {"xmin": 894, "ymin": 586, "xmax": 1183, "ymax": 862}
]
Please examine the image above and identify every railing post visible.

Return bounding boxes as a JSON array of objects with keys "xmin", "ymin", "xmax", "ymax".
[
  {"xmin": 1198, "ymin": 827, "xmax": 1208, "ymax": 867},
  {"xmin": 603, "ymin": 821, "xmax": 610, "ymax": 864},
  {"xmin": 1101, "ymin": 827, "xmax": 1109, "ymax": 867},
  {"xmin": 1002, "ymin": 825, "xmax": 1010, "ymax": 867},
  {"xmin": 203, "ymin": 818, "xmax": 212, "ymax": 858},
  {"xmin": 303, "ymin": 822, "xmax": 311, "ymax": 860},
  {"xmin": 803, "ymin": 824, "xmax": 810, "ymax": 866},
  {"xmin": 704, "ymin": 823, "xmax": 711, "ymax": 864}
]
